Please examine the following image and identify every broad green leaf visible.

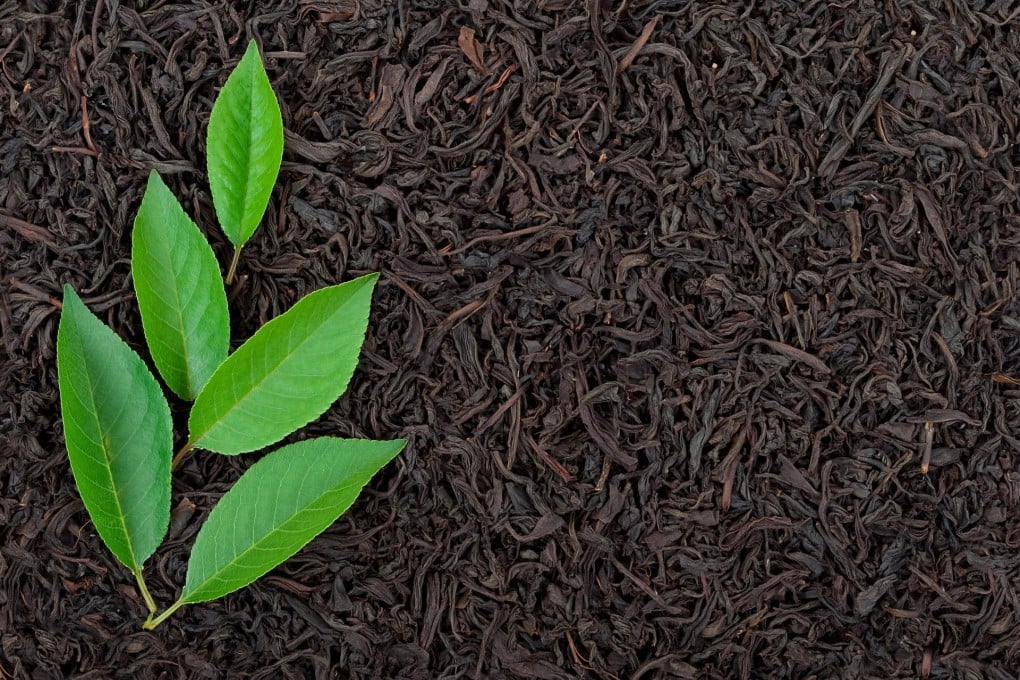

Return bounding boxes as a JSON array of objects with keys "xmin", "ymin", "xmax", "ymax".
[
  {"xmin": 207, "ymin": 39, "xmax": 284, "ymax": 247},
  {"xmin": 180, "ymin": 437, "xmax": 406, "ymax": 603},
  {"xmin": 132, "ymin": 170, "xmax": 230, "ymax": 400},
  {"xmin": 56, "ymin": 285, "xmax": 172, "ymax": 571},
  {"xmin": 188, "ymin": 274, "xmax": 378, "ymax": 454}
]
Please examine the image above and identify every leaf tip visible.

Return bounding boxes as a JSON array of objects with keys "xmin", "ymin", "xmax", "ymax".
[
  {"xmin": 243, "ymin": 38, "xmax": 262, "ymax": 64},
  {"xmin": 61, "ymin": 283, "xmax": 80, "ymax": 306},
  {"xmin": 361, "ymin": 271, "xmax": 381, "ymax": 291},
  {"xmin": 144, "ymin": 168, "xmax": 163, "ymax": 190}
]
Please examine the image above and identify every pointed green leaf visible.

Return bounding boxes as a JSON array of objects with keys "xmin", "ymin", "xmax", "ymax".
[
  {"xmin": 56, "ymin": 285, "xmax": 172, "ymax": 571},
  {"xmin": 132, "ymin": 170, "xmax": 230, "ymax": 400},
  {"xmin": 188, "ymin": 273, "xmax": 378, "ymax": 454},
  {"xmin": 207, "ymin": 39, "xmax": 284, "ymax": 247},
  {"xmin": 180, "ymin": 437, "xmax": 405, "ymax": 604}
]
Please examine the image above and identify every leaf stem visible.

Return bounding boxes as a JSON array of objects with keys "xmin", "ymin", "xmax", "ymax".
[
  {"xmin": 133, "ymin": 568, "xmax": 157, "ymax": 615},
  {"xmin": 142, "ymin": 599, "xmax": 186, "ymax": 631},
  {"xmin": 172, "ymin": 440, "xmax": 194, "ymax": 471},
  {"xmin": 225, "ymin": 246, "xmax": 242, "ymax": 286}
]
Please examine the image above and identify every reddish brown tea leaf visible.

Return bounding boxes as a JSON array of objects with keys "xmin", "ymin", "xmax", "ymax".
[
  {"xmin": 458, "ymin": 26, "xmax": 487, "ymax": 74},
  {"xmin": 616, "ymin": 15, "xmax": 660, "ymax": 76}
]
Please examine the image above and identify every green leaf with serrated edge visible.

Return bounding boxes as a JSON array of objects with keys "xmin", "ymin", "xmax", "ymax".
[
  {"xmin": 132, "ymin": 170, "xmax": 230, "ymax": 400},
  {"xmin": 207, "ymin": 39, "xmax": 284, "ymax": 247},
  {"xmin": 179, "ymin": 437, "xmax": 405, "ymax": 604},
  {"xmin": 56, "ymin": 285, "xmax": 172, "ymax": 571},
  {"xmin": 188, "ymin": 273, "xmax": 378, "ymax": 454}
]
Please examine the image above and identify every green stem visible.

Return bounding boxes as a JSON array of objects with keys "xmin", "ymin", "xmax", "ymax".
[
  {"xmin": 225, "ymin": 246, "xmax": 242, "ymax": 286},
  {"xmin": 142, "ymin": 599, "xmax": 186, "ymax": 631},
  {"xmin": 172, "ymin": 440, "xmax": 194, "ymax": 471},
  {"xmin": 133, "ymin": 568, "xmax": 157, "ymax": 615}
]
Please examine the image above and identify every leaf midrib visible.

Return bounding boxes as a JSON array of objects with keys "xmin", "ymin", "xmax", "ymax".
[
  {"xmin": 190, "ymin": 287, "xmax": 358, "ymax": 447},
  {"xmin": 182, "ymin": 479, "xmax": 358, "ymax": 602},
  {"xmin": 241, "ymin": 59, "xmax": 258, "ymax": 230},
  {"xmin": 72, "ymin": 312, "xmax": 140, "ymax": 570},
  {"xmin": 148, "ymin": 214, "xmax": 195, "ymax": 398},
  {"xmin": 224, "ymin": 56, "xmax": 259, "ymax": 240}
]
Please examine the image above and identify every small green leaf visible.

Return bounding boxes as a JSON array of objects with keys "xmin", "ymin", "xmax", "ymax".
[
  {"xmin": 132, "ymin": 170, "xmax": 230, "ymax": 400},
  {"xmin": 180, "ymin": 437, "xmax": 405, "ymax": 604},
  {"xmin": 188, "ymin": 274, "xmax": 378, "ymax": 454},
  {"xmin": 207, "ymin": 39, "xmax": 284, "ymax": 248},
  {"xmin": 56, "ymin": 285, "xmax": 172, "ymax": 571}
]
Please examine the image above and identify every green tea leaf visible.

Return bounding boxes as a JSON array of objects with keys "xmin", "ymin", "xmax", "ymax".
[
  {"xmin": 56, "ymin": 285, "xmax": 172, "ymax": 571},
  {"xmin": 180, "ymin": 437, "xmax": 405, "ymax": 603},
  {"xmin": 188, "ymin": 274, "xmax": 378, "ymax": 454},
  {"xmin": 207, "ymin": 39, "xmax": 284, "ymax": 248},
  {"xmin": 132, "ymin": 170, "xmax": 230, "ymax": 400}
]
